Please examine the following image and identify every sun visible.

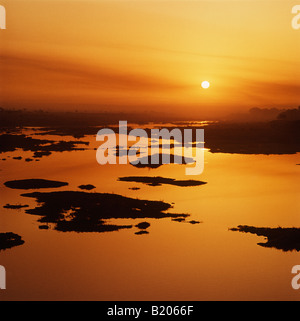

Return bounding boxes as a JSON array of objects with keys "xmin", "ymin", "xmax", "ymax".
[{"xmin": 201, "ymin": 81, "xmax": 210, "ymax": 89}]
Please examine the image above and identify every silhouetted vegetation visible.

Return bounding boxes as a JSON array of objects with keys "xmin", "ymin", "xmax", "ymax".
[
  {"xmin": 0, "ymin": 134, "xmax": 90, "ymax": 158},
  {"xmin": 114, "ymin": 120, "xmax": 300, "ymax": 156},
  {"xmin": 119, "ymin": 176, "xmax": 207, "ymax": 187},
  {"xmin": 129, "ymin": 154, "xmax": 195, "ymax": 169},
  {"xmin": 277, "ymin": 107, "xmax": 300, "ymax": 121},
  {"xmin": 38, "ymin": 225, "xmax": 50, "ymax": 230},
  {"xmin": 135, "ymin": 222, "xmax": 150, "ymax": 229},
  {"xmin": 3, "ymin": 204, "xmax": 29, "ymax": 209},
  {"xmin": 20, "ymin": 191, "xmax": 189, "ymax": 233},
  {"xmin": 188, "ymin": 220, "xmax": 202, "ymax": 224},
  {"xmin": 227, "ymin": 107, "xmax": 287, "ymax": 122},
  {"xmin": 171, "ymin": 218, "xmax": 202, "ymax": 225},
  {"xmin": 0, "ymin": 108, "xmax": 185, "ymax": 130},
  {"xmin": 230, "ymin": 225, "xmax": 300, "ymax": 251},
  {"xmin": 0, "ymin": 232, "xmax": 25, "ymax": 251},
  {"xmin": 201, "ymin": 120, "xmax": 300, "ymax": 154},
  {"xmin": 1, "ymin": 107, "xmax": 299, "ymax": 156},
  {"xmin": 35, "ymin": 126, "xmax": 103, "ymax": 139},
  {"xmin": 4, "ymin": 179, "xmax": 68, "ymax": 190},
  {"xmin": 172, "ymin": 218, "xmax": 186, "ymax": 222},
  {"xmin": 78, "ymin": 184, "xmax": 96, "ymax": 190},
  {"xmin": 145, "ymin": 120, "xmax": 300, "ymax": 155}
]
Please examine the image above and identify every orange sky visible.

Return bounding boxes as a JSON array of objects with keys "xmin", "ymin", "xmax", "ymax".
[{"xmin": 0, "ymin": 0, "xmax": 299, "ymax": 117}]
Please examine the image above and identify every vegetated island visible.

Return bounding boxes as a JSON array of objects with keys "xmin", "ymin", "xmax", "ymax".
[
  {"xmin": 171, "ymin": 218, "xmax": 202, "ymax": 224},
  {"xmin": 0, "ymin": 133, "xmax": 90, "ymax": 158},
  {"xmin": 78, "ymin": 184, "xmax": 96, "ymax": 190},
  {"xmin": 0, "ymin": 232, "xmax": 25, "ymax": 251},
  {"xmin": 20, "ymin": 191, "xmax": 189, "ymax": 233},
  {"xmin": 4, "ymin": 179, "xmax": 68, "ymax": 189},
  {"xmin": 129, "ymin": 153, "xmax": 195, "ymax": 169},
  {"xmin": 134, "ymin": 222, "xmax": 150, "ymax": 235},
  {"xmin": 118, "ymin": 176, "xmax": 207, "ymax": 187},
  {"xmin": 3, "ymin": 204, "xmax": 29, "ymax": 209},
  {"xmin": 230, "ymin": 225, "xmax": 300, "ymax": 252},
  {"xmin": 135, "ymin": 222, "xmax": 150, "ymax": 229}
]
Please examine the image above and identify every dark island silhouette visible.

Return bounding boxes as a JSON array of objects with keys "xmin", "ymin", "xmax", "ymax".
[
  {"xmin": 0, "ymin": 232, "xmax": 25, "ymax": 251},
  {"xmin": 39, "ymin": 225, "xmax": 50, "ymax": 230},
  {"xmin": 118, "ymin": 176, "xmax": 207, "ymax": 187},
  {"xmin": 188, "ymin": 220, "xmax": 202, "ymax": 224},
  {"xmin": 230, "ymin": 225, "xmax": 300, "ymax": 252},
  {"xmin": 171, "ymin": 218, "xmax": 202, "ymax": 224},
  {"xmin": 1, "ymin": 107, "xmax": 299, "ymax": 157},
  {"xmin": 172, "ymin": 218, "xmax": 186, "ymax": 222},
  {"xmin": 3, "ymin": 204, "xmax": 29, "ymax": 209},
  {"xmin": 35, "ymin": 126, "xmax": 103, "ymax": 139},
  {"xmin": 201, "ymin": 120, "xmax": 300, "ymax": 155},
  {"xmin": 125, "ymin": 107, "xmax": 300, "ymax": 155},
  {"xmin": 129, "ymin": 153, "xmax": 195, "ymax": 169},
  {"xmin": 136, "ymin": 119, "xmax": 300, "ymax": 155},
  {"xmin": 135, "ymin": 222, "xmax": 150, "ymax": 229},
  {"xmin": 4, "ymin": 179, "xmax": 68, "ymax": 189},
  {"xmin": 135, "ymin": 222, "xmax": 150, "ymax": 235},
  {"xmin": 0, "ymin": 107, "xmax": 185, "ymax": 130},
  {"xmin": 20, "ymin": 191, "xmax": 189, "ymax": 233},
  {"xmin": 0, "ymin": 133, "xmax": 90, "ymax": 159},
  {"xmin": 78, "ymin": 184, "xmax": 96, "ymax": 190}
]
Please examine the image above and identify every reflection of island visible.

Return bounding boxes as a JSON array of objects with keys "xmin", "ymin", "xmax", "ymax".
[
  {"xmin": 135, "ymin": 231, "xmax": 149, "ymax": 235},
  {"xmin": 0, "ymin": 232, "xmax": 25, "ymax": 251},
  {"xmin": 230, "ymin": 225, "xmax": 300, "ymax": 251},
  {"xmin": 4, "ymin": 179, "xmax": 68, "ymax": 189},
  {"xmin": 118, "ymin": 176, "xmax": 207, "ymax": 187},
  {"xmin": 21, "ymin": 191, "xmax": 189, "ymax": 233},
  {"xmin": 171, "ymin": 218, "xmax": 202, "ymax": 224}
]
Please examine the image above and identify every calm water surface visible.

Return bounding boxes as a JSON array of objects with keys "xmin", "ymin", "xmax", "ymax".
[{"xmin": 0, "ymin": 129, "xmax": 299, "ymax": 300}]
